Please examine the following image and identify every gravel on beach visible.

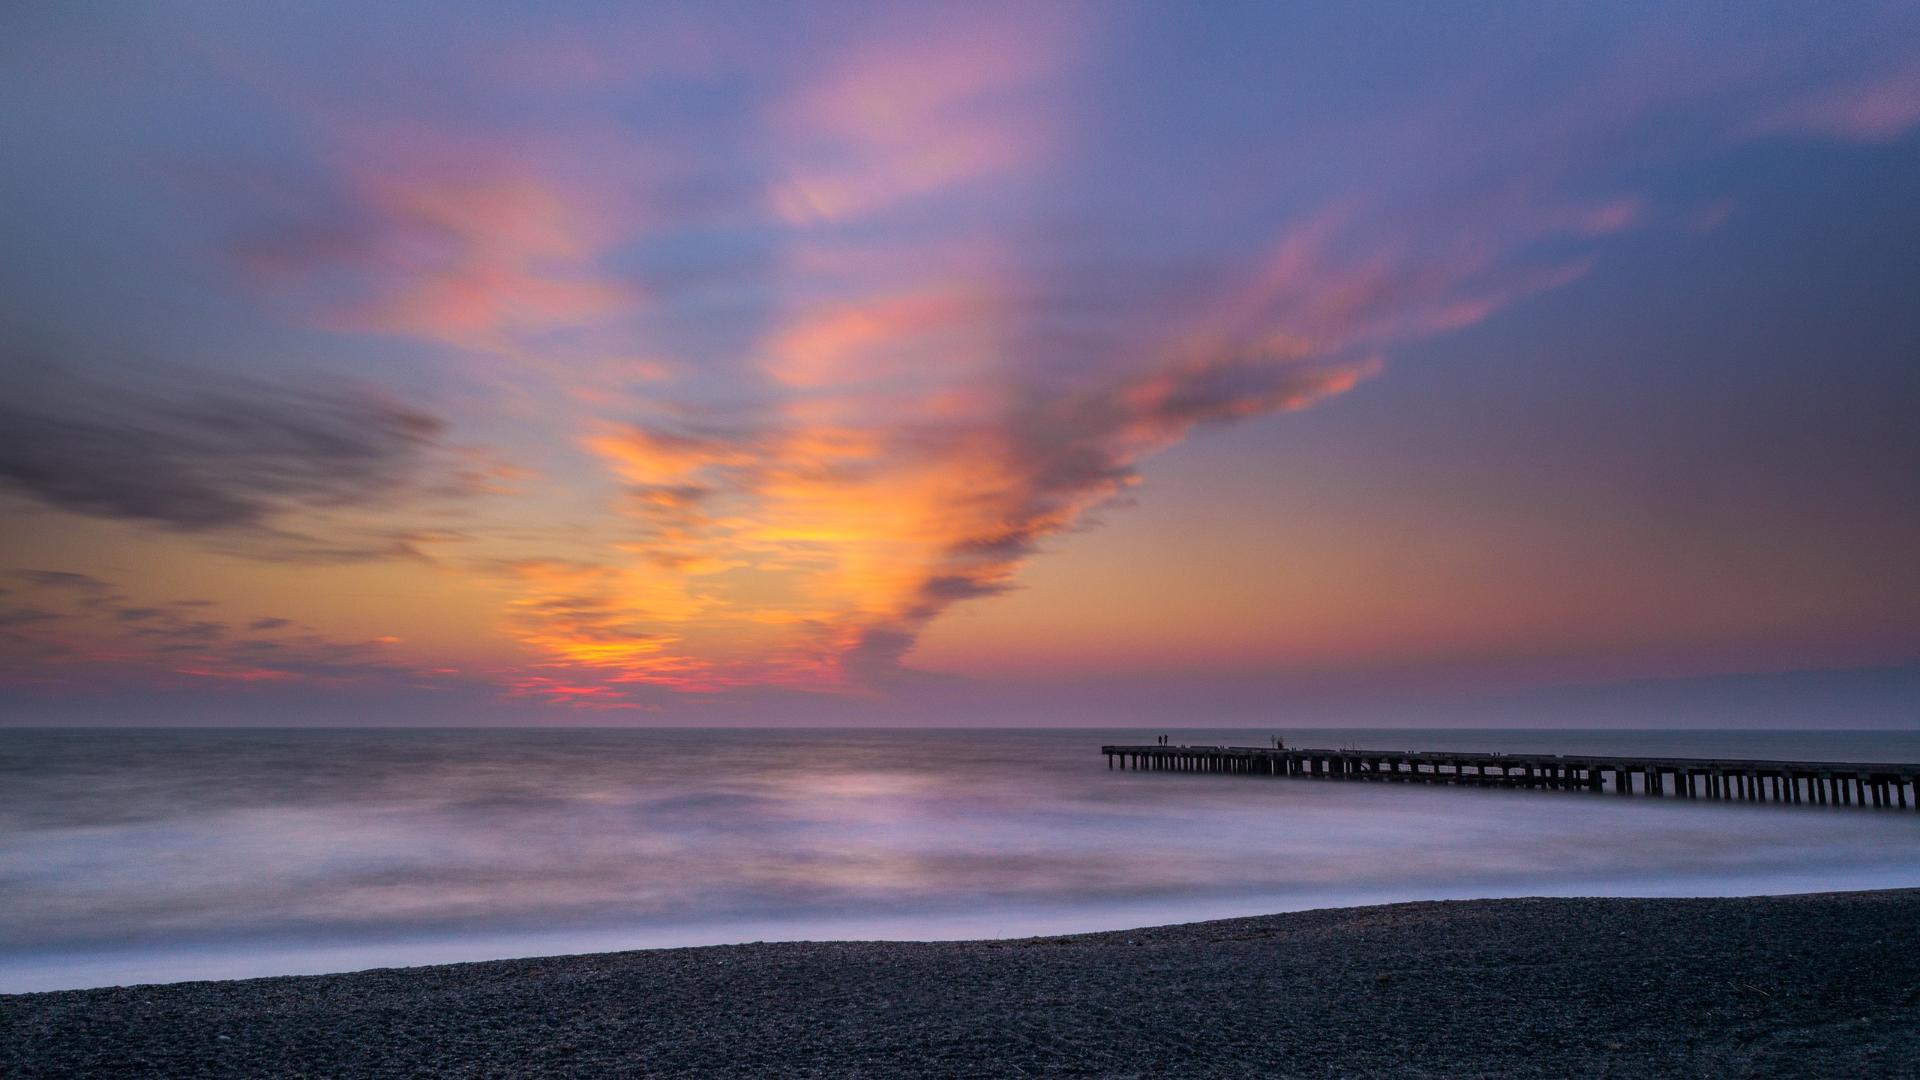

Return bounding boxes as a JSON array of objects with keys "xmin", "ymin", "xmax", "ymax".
[{"xmin": 4, "ymin": 889, "xmax": 1918, "ymax": 1078}]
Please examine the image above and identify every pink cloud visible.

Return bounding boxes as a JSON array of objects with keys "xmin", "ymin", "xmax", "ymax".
[
  {"xmin": 1750, "ymin": 65, "xmax": 1920, "ymax": 143},
  {"xmin": 765, "ymin": 9, "xmax": 1079, "ymax": 224},
  {"xmin": 335, "ymin": 173, "xmax": 632, "ymax": 343},
  {"xmin": 235, "ymin": 125, "xmax": 646, "ymax": 352},
  {"xmin": 193, "ymin": 6, "xmax": 1920, "ymax": 711},
  {"xmin": 764, "ymin": 286, "xmax": 994, "ymax": 388}
]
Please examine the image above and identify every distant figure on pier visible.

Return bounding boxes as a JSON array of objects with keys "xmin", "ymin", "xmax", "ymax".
[{"xmin": 1272, "ymin": 735, "xmax": 1286, "ymax": 749}]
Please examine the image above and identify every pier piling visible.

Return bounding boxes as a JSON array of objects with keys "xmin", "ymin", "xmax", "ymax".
[{"xmin": 1102, "ymin": 744, "xmax": 1920, "ymax": 811}]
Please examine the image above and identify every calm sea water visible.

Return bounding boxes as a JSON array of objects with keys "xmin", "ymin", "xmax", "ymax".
[{"xmin": 3, "ymin": 727, "xmax": 1919, "ymax": 993}]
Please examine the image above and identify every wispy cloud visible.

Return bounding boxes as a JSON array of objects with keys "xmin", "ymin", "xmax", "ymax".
[
  {"xmin": 0, "ymin": 570, "xmax": 430, "ymax": 691},
  {"xmin": 764, "ymin": 9, "xmax": 1074, "ymax": 225},
  {"xmin": 449, "ymin": 8, "xmax": 1920, "ymax": 706},
  {"xmin": 11, "ymin": 571, "xmax": 113, "ymax": 592},
  {"xmin": 7, "ymin": 2, "xmax": 1918, "ymax": 716},
  {"xmin": 227, "ymin": 109, "xmax": 671, "ymax": 361},
  {"xmin": 540, "ymin": 341, "xmax": 1379, "ymax": 696},
  {"xmin": 1749, "ymin": 64, "xmax": 1920, "ymax": 143},
  {"xmin": 0, "ymin": 361, "xmax": 480, "ymax": 562}
]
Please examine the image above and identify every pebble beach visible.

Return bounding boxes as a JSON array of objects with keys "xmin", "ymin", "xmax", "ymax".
[{"xmin": 5, "ymin": 889, "xmax": 1917, "ymax": 1078}]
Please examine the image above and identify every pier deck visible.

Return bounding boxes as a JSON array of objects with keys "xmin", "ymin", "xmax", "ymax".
[{"xmin": 1101, "ymin": 744, "xmax": 1920, "ymax": 808}]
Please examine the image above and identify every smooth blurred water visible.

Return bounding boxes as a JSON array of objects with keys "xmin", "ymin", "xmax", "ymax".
[{"xmin": 3, "ymin": 727, "xmax": 1919, "ymax": 993}]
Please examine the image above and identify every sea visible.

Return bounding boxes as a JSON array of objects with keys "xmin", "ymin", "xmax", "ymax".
[{"xmin": 3, "ymin": 727, "xmax": 1919, "ymax": 994}]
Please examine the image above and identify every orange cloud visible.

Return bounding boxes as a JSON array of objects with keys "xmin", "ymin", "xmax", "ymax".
[
  {"xmin": 493, "ymin": 337, "xmax": 1376, "ymax": 702},
  {"xmin": 489, "ymin": 80, "xmax": 1652, "ymax": 708},
  {"xmin": 765, "ymin": 287, "xmax": 990, "ymax": 388}
]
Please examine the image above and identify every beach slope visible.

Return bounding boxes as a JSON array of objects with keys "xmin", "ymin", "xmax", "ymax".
[{"xmin": 4, "ymin": 890, "xmax": 1918, "ymax": 1078}]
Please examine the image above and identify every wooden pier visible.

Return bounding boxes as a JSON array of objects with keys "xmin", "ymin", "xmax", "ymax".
[{"xmin": 1102, "ymin": 744, "xmax": 1920, "ymax": 809}]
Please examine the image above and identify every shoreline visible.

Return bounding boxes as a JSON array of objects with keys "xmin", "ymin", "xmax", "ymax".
[
  {"xmin": 5, "ymin": 889, "xmax": 1918, "ymax": 1077},
  {"xmin": 21, "ymin": 867, "xmax": 1920, "ymax": 997}
]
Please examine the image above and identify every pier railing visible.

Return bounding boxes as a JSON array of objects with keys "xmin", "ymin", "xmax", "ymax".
[{"xmin": 1101, "ymin": 745, "xmax": 1920, "ymax": 809}]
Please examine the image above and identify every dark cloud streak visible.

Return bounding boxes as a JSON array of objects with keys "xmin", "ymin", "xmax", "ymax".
[
  {"xmin": 11, "ymin": 570, "xmax": 112, "ymax": 591},
  {"xmin": 0, "ymin": 361, "xmax": 449, "ymax": 534}
]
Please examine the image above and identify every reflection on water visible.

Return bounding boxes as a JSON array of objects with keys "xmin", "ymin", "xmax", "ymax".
[{"xmin": 3, "ymin": 727, "xmax": 1918, "ymax": 992}]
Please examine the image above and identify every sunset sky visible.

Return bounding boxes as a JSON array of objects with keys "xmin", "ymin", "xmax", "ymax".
[{"xmin": 2, "ymin": 2, "xmax": 1917, "ymax": 725}]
